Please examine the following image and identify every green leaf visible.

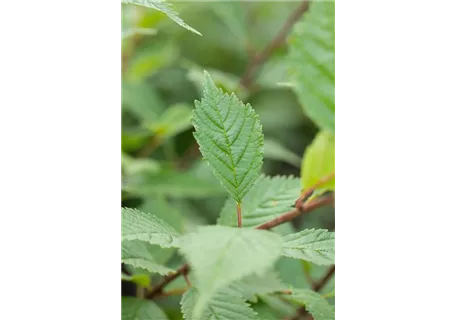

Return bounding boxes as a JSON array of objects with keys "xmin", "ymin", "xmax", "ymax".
[
  {"xmin": 276, "ymin": 255, "xmax": 334, "ymax": 296},
  {"xmin": 121, "ymin": 272, "xmax": 151, "ymax": 288},
  {"xmin": 289, "ymin": 289, "xmax": 335, "ymax": 320},
  {"xmin": 122, "ymin": 202, "xmax": 177, "ymax": 271},
  {"xmin": 271, "ymin": 221, "xmax": 296, "ymax": 236},
  {"xmin": 185, "ymin": 63, "xmax": 247, "ymax": 100},
  {"xmin": 121, "ymin": 207, "xmax": 181, "ymax": 247},
  {"xmin": 210, "ymin": 2, "xmax": 248, "ymax": 45},
  {"xmin": 122, "ymin": 240, "xmax": 175, "ymax": 275},
  {"xmin": 123, "ymin": 170, "xmax": 226, "ymax": 199},
  {"xmin": 121, "ymin": 128, "xmax": 150, "ymax": 153},
  {"xmin": 178, "ymin": 225, "xmax": 282, "ymax": 318},
  {"xmin": 121, "ymin": 0, "xmax": 201, "ymax": 35},
  {"xmin": 181, "ymin": 287, "xmax": 259, "ymax": 320},
  {"xmin": 139, "ymin": 197, "xmax": 184, "ymax": 233},
  {"xmin": 256, "ymin": 55, "xmax": 290, "ymax": 90},
  {"xmin": 287, "ymin": 1, "xmax": 335, "ymax": 132},
  {"xmin": 122, "ymin": 81, "xmax": 165, "ymax": 123},
  {"xmin": 301, "ymin": 131, "xmax": 335, "ymax": 192},
  {"xmin": 264, "ymin": 138, "xmax": 301, "ymax": 168},
  {"xmin": 192, "ymin": 71, "xmax": 264, "ymax": 204},
  {"xmin": 259, "ymin": 294, "xmax": 296, "ymax": 317},
  {"xmin": 282, "ymin": 229, "xmax": 335, "ymax": 266},
  {"xmin": 171, "ymin": 198, "xmax": 212, "ymax": 231},
  {"xmin": 122, "ymin": 219, "xmax": 176, "ymax": 270},
  {"xmin": 218, "ymin": 175, "xmax": 300, "ymax": 227},
  {"xmin": 122, "ymin": 297, "xmax": 169, "ymax": 320},
  {"xmin": 122, "ymin": 27, "xmax": 157, "ymax": 39},
  {"xmin": 126, "ymin": 41, "xmax": 177, "ymax": 82},
  {"xmin": 145, "ymin": 245, "xmax": 176, "ymax": 266},
  {"xmin": 322, "ymin": 289, "xmax": 335, "ymax": 299},
  {"xmin": 122, "ymin": 153, "xmax": 161, "ymax": 176},
  {"xmin": 276, "ymin": 256, "xmax": 309, "ymax": 289},
  {"xmin": 251, "ymin": 302, "xmax": 283, "ymax": 320},
  {"xmin": 149, "ymin": 103, "xmax": 193, "ymax": 139},
  {"xmin": 229, "ymin": 270, "xmax": 287, "ymax": 303}
]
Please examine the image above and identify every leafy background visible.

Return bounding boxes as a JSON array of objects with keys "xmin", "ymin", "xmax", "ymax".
[{"xmin": 121, "ymin": 1, "xmax": 335, "ymax": 319}]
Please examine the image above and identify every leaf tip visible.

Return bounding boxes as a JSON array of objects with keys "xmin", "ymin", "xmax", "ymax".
[{"xmin": 202, "ymin": 70, "xmax": 214, "ymax": 87}]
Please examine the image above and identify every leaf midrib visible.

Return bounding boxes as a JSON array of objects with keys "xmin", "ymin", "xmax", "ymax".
[{"xmin": 210, "ymin": 91, "xmax": 239, "ymax": 194}]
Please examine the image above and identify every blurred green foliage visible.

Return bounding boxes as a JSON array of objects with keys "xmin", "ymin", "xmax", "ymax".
[{"xmin": 121, "ymin": 1, "xmax": 335, "ymax": 319}]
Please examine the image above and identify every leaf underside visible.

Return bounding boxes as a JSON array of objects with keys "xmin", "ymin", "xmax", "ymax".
[
  {"xmin": 122, "ymin": 297, "xmax": 169, "ymax": 320},
  {"xmin": 178, "ymin": 225, "xmax": 282, "ymax": 318},
  {"xmin": 290, "ymin": 289, "xmax": 335, "ymax": 320},
  {"xmin": 181, "ymin": 287, "xmax": 259, "ymax": 320},
  {"xmin": 229, "ymin": 270, "xmax": 287, "ymax": 303},
  {"xmin": 282, "ymin": 229, "xmax": 335, "ymax": 265},
  {"xmin": 121, "ymin": 240, "xmax": 175, "ymax": 275},
  {"xmin": 121, "ymin": 207, "xmax": 181, "ymax": 248}
]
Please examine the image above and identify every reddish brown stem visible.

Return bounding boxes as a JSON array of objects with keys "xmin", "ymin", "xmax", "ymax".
[
  {"xmin": 257, "ymin": 194, "xmax": 334, "ymax": 230},
  {"xmin": 240, "ymin": 1, "xmax": 310, "ymax": 88},
  {"xmin": 313, "ymin": 265, "xmax": 335, "ymax": 292},
  {"xmin": 236, "ymin": 203, "xmax": 242, "ymax": 228},
  {"xmin": 146, "ymin": 194, "xmax": 333, "ymax": 299},
  {"xmin": 295, "ymin": 172, "xmax": 335, "ymax": 210},
  {"xmin": 183, "ymin": 272, "xmax": 192, "ymax": 287},
  {"xmin": 137, "ymin": 136, "xmax": 161, "ymax": 158},
  {"xmin": 145, "ymin": 264, "xmax": 189, "ymax": 299}
]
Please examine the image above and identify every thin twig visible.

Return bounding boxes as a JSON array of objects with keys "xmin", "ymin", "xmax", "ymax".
[
  {"xmin": 239, "ymin": 1, "xmax": 310, "ymax": 88},
  {"xmin": 183, "ymin": 272, "xmax": 192, "ymax": 287},
  {"xmin": 145, "ymin": 264, "xmax": 190, "ymax": 299},
  {"xmin": 313, "ymin": 265, "xmax": 335, "ymax": 292},
  {"xmin": 256, "ymin": 194, "xmax": 334, "ymax": 230},
  {"xmin": 146, "ymin": 192, "xmax": 333, "ymax": 299},
  {"xmin": 295, "ymin": 172, "xmax": 335, "ymax": 210},
  {"xmin": 137, "ymin": 135, "xmax": 161, "ymax": 158}
]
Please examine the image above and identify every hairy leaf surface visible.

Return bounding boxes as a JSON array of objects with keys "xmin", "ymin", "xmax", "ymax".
[
  {"xmin": 122, "ymin": 297, "xmax": 169, "ymax": 320},
  {"xmin": 121, "ymin": 240, "xmax": 175, "ymax": 275},
  {"xmin": 121, "ymin": 207, "xmax": 180, "ymax": 247},
  {"xmin": 282, "ymin": 229, "xmax": 335, "ymax": 265},
  {"xmin": 289, "ymin": 289, "xmax": 335, "ymax": 320},
  {"xmin": 181, "ymin": 287, "xmax": 258, "ymax": 320},
  {"xmin": 178, "ymin": 225, "xmax": 282, "ymax": 318}
]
